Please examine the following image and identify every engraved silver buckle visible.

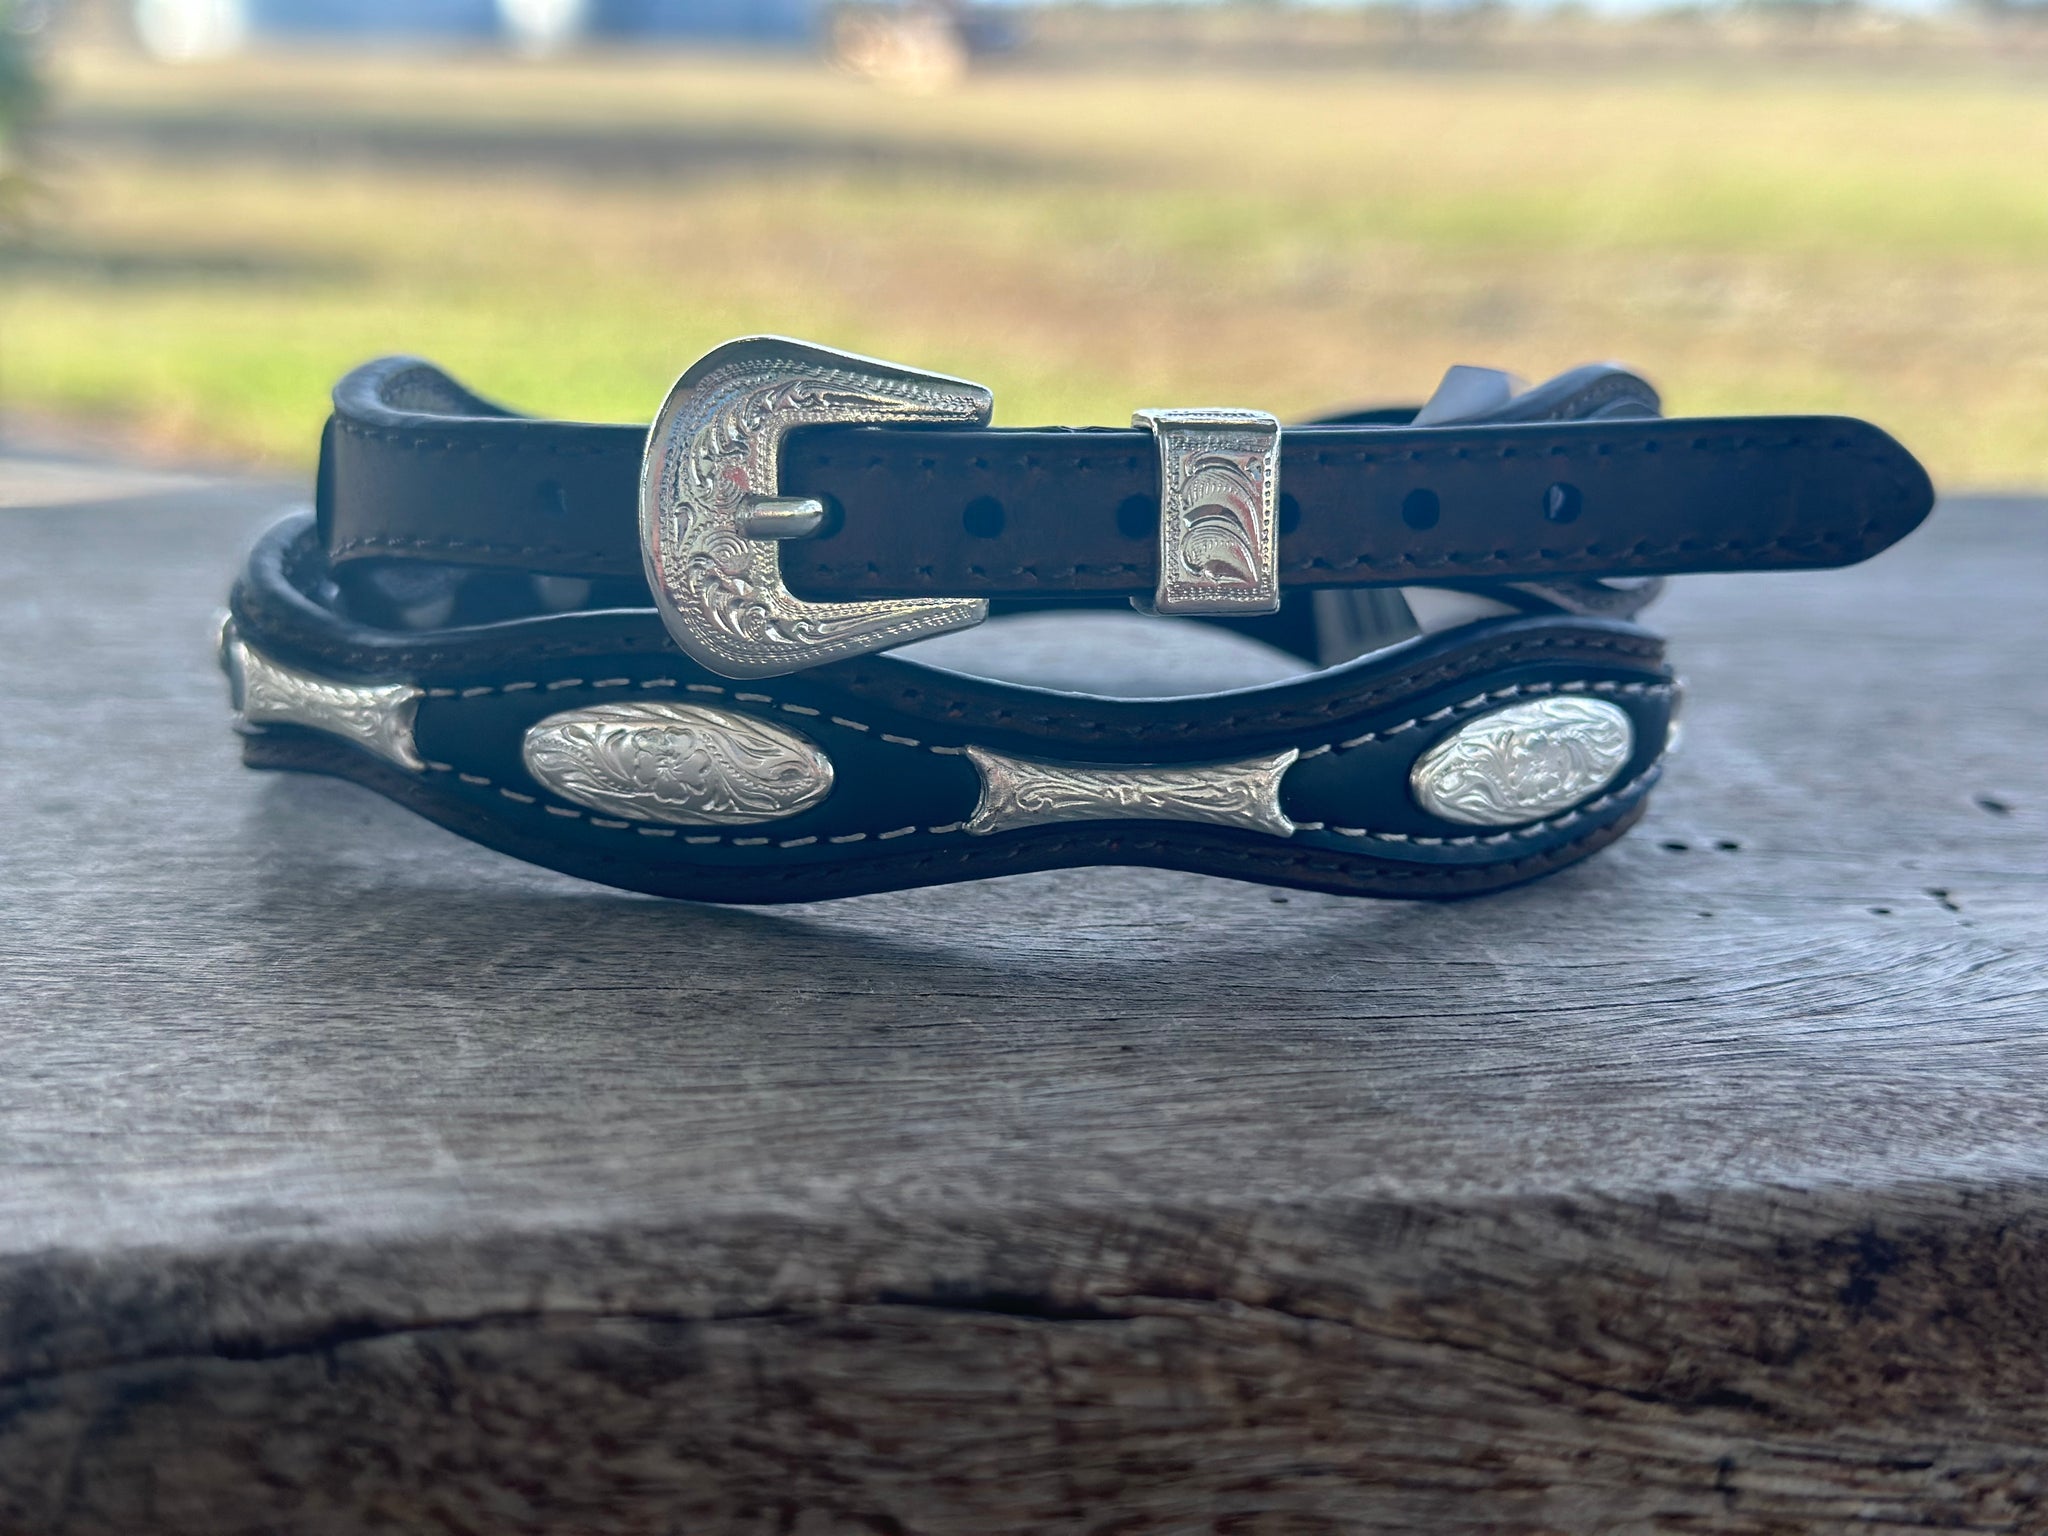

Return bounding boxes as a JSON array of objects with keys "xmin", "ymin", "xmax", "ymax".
[
  {"xmin": 640, "ymin": 337, "xmax": 994, "ymax": 680},
  {"xmin": 641, "ymin": 339, "xmax": 1287, "ymax": 679}
]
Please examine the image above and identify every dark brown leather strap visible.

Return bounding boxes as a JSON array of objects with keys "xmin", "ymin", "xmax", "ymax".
[
  {"xmin": 317, "ymin": 357, "xmax": 1934, "ymax": 601},
  {"xmin": 229, "ymin": 512, "xmax": 1681, "ymax": 905}
]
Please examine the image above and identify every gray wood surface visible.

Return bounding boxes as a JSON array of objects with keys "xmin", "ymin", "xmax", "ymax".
[{"xmin": 0, "ymin": 475, "xmax": 2043, "ymax": 1535}]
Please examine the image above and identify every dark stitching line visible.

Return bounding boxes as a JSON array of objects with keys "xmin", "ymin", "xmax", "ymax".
[
  {"xmin": 332, "ymin": 417, "xmax": 623, "ymax": 458},
  {"xmin": 439, "ymin": 738, "xmax": 1662, "ymax": 851},
  {"xmin": 245, "ymin": 565, "xmax": 1666, "ymax": 740},
  {"xmin": 346, "ymin": 521, "xmax": 1891, "ymax": 578},
  {"xmin": 574, "ymin": 805, "xmax": 1646, "ymax": 888},
  {"xmin": 245, "ymin": 736, "xmax": 1646, "ymax": 896},
  {"xmin": 330, "ymin": 533, "xmax": 632, "ymax": 566},
  {"xmin": 262, "ymin": 533, "xmax": 1672, "ymax": 738},
  {"xmin": 326, "ymin": 526, "xmax": 1888, "ymax": 579},
  {"xmin": 237, "ymin": 608, "xmax": 1667, "ymax": 877},
  {"xmin": 326, "ymin": 418, "xmax": 1917, "ymax": 580},
  {"xmin": 931, "ymin": 561, "xmax": 1149, "ymax": 580},
  {"xmin": 1270, "ymin": 526, "xmax": 1889, "ymax": 577},
  {"xmin": 798, "ymin": 522, "xmax": 1887, "ymax": 585},
  {"xmin": 832, "ymin": 634, "xmax": 1667, "ymax": 736}
]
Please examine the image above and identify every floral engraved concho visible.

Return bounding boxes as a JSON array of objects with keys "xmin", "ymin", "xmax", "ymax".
[
  {"xmin": 521, "ymin": 703, "xmax": 835, "ymax": 825},
  {"xmin": 1409, "ymin": 697, "xmax": 1636, "ymax": 827}
]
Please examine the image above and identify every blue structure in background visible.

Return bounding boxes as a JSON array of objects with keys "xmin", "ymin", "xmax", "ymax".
[
  {"xmin": 587, "ymin": 0, "xmax": 816, "ymax": 41},
  {"xmin": 227, "ymin": 0, "xmax": 504, "ymax": 40},
  {"xmin": 130, "ymin": 0, "xmax": 1017, "ymax": 63},
  {"xmin": 134, "ymin": 0, "xmax": 827, "ymax": 55}
]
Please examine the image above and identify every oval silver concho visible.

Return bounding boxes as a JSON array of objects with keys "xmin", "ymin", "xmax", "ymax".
[
  {"xmin": 1410, "ymin": 697, "xmax": 1634, "ymax": 827},
  {"xmin": 522, "ymin": 703, "xmax": 834, "ymax": 826}
]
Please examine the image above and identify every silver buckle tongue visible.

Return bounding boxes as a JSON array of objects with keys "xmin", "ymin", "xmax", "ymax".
[
  {"xmin": 1133, "ymin": 408, "xmax": 1282, "ymax": 617},
  {"xmin": 640, "ymin": 337, "xmax": 992, "ymax": 680}
]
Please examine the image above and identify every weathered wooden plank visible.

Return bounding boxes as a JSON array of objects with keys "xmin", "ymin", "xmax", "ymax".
[{"xmin": 0, "ymin": 482, "xmax": 2042, "ymax": 1533}]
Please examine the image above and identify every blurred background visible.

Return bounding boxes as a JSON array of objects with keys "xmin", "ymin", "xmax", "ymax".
[{"xmin": 0, "ymin": 0, "xmax": 2044, "ymax": 484}]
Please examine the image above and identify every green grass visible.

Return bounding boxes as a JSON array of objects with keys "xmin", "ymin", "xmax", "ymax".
[{"xmin": 6, "ymin": 46, "xmax": 2048, "ymax": 485}]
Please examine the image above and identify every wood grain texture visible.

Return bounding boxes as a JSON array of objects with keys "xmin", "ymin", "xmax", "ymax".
[{"xmin": 0, "ymin": 482, "xmax": 2043, "ymax": 1534}]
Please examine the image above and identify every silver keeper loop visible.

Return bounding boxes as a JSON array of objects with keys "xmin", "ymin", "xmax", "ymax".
[{"xmin": 1133, "ymin": 407, "xmax": 1283, "ymax": 618}]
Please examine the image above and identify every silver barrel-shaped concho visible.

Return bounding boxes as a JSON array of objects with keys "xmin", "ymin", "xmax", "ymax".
[
  {"xmin": 522, "ymin": 703, "xmax": 835, "ymax": 825},
  {"xmin": 1410, "ymin": 696, "xmax": 1635, "ymax": 827}
]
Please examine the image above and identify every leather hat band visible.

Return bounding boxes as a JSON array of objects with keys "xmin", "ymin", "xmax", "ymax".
[
  {"xmin": 219, "ymin": 338, "xmax": 1932, "ymax": 904},
  {"xmin": 322, "ymin": 351, "xmax": 1930, "ymax": 601}
]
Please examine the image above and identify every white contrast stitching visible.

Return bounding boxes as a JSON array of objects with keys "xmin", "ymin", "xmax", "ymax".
[
  {"xmin": 1318, "ymin": 680, "xmax": 1671, "ymax": 756},
  {"xmin": 430, "ymin": 761, "xmax": 1654, "ymax": 848},
  {"xmin": 430, "ymin": 675, "xmax": 927, "ymax": 751},
  {"xmin": 427, "ymin": 761, "xmax": 976, "ymax": 844},
  {"xmin": 415, "ymin": 672, "xmax": 1668, "ymax": 768},
  {"xmin": 416, "ymin": 672, "xmax": 1672, "ymax": 847},
  {"xmin": 1312, "ymin": 773, "xmax": 1654, "ymax": 845}
]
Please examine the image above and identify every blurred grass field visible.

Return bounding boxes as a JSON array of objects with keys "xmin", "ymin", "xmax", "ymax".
[{"xmin": 5, "ymin": 42, "xmax": 2047, "ymax": 485}]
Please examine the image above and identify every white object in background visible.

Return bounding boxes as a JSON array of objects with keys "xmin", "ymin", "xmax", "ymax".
[
  {"xmin": 498, "ymin": 0, "xmax": 591, "ymax": 56},
  {"xmin": 132, "ymin": 0, "xmax": 249, "ymax": 61},
  {"xmin": 1410, "ymin": 365, "xmax": 1529, "ymax": 427}
]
